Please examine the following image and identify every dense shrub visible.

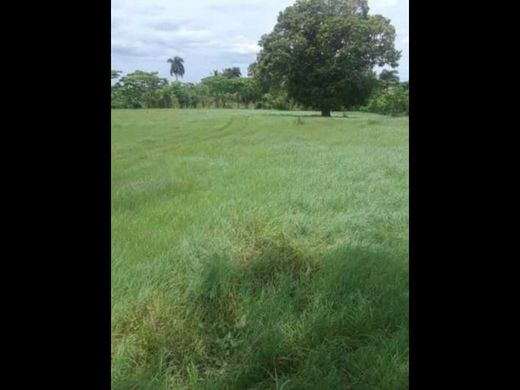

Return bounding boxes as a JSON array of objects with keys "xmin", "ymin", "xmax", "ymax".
[{"xmin": 361, "ymin": 87, "xmax": 409, "ymax": 116}]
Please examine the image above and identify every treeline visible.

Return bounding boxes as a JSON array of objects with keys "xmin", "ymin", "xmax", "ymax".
[
  {"xmin": 111, "ymin": 67, "xmax": 408, "ymax": 115},
  {"xmin": 111, "ymin": 68, "xmax": 300, "ymax": 110}
]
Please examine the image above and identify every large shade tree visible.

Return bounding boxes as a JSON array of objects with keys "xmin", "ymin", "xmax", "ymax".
[
  {"xmin": 167, "ymin": 56, "xmax": 185, "ymax": 81},
  {"xmin": 254, "ymin": 0, "xmax": 400, "ymax": 116}
]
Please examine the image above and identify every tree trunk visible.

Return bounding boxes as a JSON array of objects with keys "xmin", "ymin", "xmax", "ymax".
[{"xmin": 321, "ymin": 110, "xmax": 331, "ymax": 117}]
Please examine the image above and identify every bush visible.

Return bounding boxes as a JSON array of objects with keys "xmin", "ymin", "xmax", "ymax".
[{"xmin": 361, "ymin": 87, "xmax": 409, "ymax": 116}]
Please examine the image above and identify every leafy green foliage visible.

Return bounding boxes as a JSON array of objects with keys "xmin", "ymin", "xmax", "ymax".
[
  {"xmin": 238, "ymin": 78, "xmax": 263, "ymax": 108},
  {"xmin": 247, "ymin": 62, "xmax": 257, "ymax": 77},
  {"xmin": 153, "ymin": 85, "xmax": 180, "ymax": 109},
  {"xmin": 254, "ymin": 0, "xmax": 400, "ymax": 115},
  {"xmin": 221, "ymin": 67, "xmax": 242, "ymax": 78},
  {"xmin": 199, "ymin": 76, "xmax": 262, "ymax": 108},
  {"xmin": 111, "ymin": 69, "xmax": 266, "ymax": 110},
  {"xmin": 361, "ymin": 85, "xmax": 409, "ymax": 116},
  {"xmin": 201, "ymin": 76, "xmax": 238, "ymax": 107},
  {"xmin": 378, "ymin": 69, "xmax": 400, "ymax": 90},
  {"xmin": 114, "ymin": 71, "xmax": 168, "ymax": 108}
]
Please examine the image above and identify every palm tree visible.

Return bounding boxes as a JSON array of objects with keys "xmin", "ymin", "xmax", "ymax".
[{"xmin": 167, "ymin": 56, "xmax": 185, "ymax": 81}]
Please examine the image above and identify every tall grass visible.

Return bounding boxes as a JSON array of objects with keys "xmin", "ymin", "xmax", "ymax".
[{"xmin": 112, "ymin": 109, "xmax": 409, "ymax": 389}]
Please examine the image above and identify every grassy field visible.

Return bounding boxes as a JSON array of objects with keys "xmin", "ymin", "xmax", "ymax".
[{"xmin": 111, "ymin": 109, "xmax": 409, "ymax": 389}]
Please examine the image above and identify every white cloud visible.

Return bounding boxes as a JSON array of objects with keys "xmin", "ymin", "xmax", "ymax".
[
  {"xmin": 172, "ymin": 27, "xmax": 213, "ymax": 40},
  {"xmin": 402, "ymin": 35, "xmax": 409, "ymax": 44},
  {"xmin": 230, "ymin": 42, "xmax": 260, "ymax": 55}
]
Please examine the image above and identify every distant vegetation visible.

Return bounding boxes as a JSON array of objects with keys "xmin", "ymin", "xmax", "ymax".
[
  {"xmin": 111, "ymin": 0, "xmax": 407, "ymax": 116},
  {"xmin": 111, "ymin": 68, "xmax": 408, "ymax": 115}
]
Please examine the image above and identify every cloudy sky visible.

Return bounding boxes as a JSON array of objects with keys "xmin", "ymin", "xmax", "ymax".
[{"xmin": 112, "ymin": 0, "xmax": 408, "ymax": 83}]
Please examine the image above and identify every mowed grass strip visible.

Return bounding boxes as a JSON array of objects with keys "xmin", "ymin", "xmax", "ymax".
[{"xmin": 111, "ymin": 109, "xmax": 409, "ymax": 389}]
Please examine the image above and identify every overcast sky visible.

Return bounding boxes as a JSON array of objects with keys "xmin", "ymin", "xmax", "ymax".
[{"xmin": 111, "ymin": 0, "xmax": 408, "ymax": 83}]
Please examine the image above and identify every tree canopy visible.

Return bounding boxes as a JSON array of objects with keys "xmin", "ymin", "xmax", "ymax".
[
  {"xmin": 115, "ymin": 71, "xmax": 168, "ymax": 108},
  {"xmin": 253, "ymin": 0, "xmax": 400, "ymax": 116},
  {"xmin": 378, "ymin": 69, "xmax": 400, "ymax": 90},
  {"xmin": 221, "ymin": 67, "xmax": 242, "ymax": 78}
]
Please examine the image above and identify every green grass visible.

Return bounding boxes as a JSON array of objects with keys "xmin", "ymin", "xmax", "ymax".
[{"xmin": 112, "ymin": 109, "xmax": 409, "ymax": 389}]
